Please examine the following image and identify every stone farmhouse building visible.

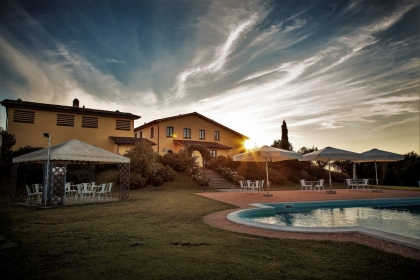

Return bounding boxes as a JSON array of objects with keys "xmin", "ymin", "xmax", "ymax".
[
  {"xmin": 134, "ymin": 112, "xmax": 249, "ymax": 164},
  {"xmin": 0, "ymin": 98, "xmax": 153, "ymax": 154}
]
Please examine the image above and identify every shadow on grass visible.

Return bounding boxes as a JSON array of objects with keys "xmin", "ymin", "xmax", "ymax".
[{"xmin": 0, "ymin": 175, "xmax": 419, "ymax": 279}]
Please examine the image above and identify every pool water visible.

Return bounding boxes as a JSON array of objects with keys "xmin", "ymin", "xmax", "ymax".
[{"xmin": 249, "ymin": 200, "xmax": 420, "ymax": 240}]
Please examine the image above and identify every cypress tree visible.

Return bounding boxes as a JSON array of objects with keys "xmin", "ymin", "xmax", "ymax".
[{"xmin": 280, "ymin": 120, "xmax": 291, "ymax": 150}]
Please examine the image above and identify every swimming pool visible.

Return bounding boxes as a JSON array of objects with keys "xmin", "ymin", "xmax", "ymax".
[{"xmin": 227, "ymin": 198, "xmax": 420, "ymax": 249}]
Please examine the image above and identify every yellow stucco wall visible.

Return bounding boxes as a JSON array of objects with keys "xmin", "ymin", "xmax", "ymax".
[
  {"xmin": 135, "ymin": 114, "xmax": 247, "ymax": 158},
  {"xmin": 6, "ymin": 108, "xmax": 135, "ymax": 151}
]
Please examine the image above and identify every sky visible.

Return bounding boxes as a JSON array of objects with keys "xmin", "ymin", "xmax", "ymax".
[{"xmin": 1, "ymin": 0, "xmax": 419, "ymax": 154}]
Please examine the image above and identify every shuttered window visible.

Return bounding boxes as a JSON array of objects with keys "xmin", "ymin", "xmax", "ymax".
[
  {"xmin": 13, "ymin": 110, "xmax": 35, "ymax": 124},
  {"xmin": 82, "ymin": 116, "xmax": 98, "ymax": 128},
  {"xmin": 116, "ymin": 119, "xmax": 131, "ymax": 131},
  {"xmin": 56, "ymin": 114, "xmax": 75, "ymax": 127}
]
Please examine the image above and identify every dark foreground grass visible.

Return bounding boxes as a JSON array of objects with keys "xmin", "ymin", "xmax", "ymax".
[{"xmin": 0, "ymin": 175, "xmax": 419, "ymax": 279}]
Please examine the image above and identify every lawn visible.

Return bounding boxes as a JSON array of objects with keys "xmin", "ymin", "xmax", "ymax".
[{"xmin": 0, "ymin": 175, "xmax": 419, "ymax": 279}]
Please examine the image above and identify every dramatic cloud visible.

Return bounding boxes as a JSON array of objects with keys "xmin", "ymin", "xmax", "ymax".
[{"xmin": 1, "ymin": 0, "xmax": 419, "ymax": 153}]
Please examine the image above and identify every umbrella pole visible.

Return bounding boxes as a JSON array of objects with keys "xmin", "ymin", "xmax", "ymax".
[
  {"xmin": 326, "ymin": 159, "xmax": 336, "ymax": 194},
  {"xmin": 263, "ymin": 157, "xmax": 273, "ymax": 197},
  {"xmin": 353, "ymin": 162, "xmax": 357, "ymax": 180},
  {"xmin": 372, "ymin": 160, "xmax": 383, "ymax": 193}
]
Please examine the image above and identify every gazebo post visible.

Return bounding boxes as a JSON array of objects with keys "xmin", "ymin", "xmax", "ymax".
[{"xmin": 118, "ymin": 162, "xmax": 130, "ymax": 201}]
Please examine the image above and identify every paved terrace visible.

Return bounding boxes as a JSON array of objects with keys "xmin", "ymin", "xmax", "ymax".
[{"xmin": 197, "ymin": 189, "xmax": 420, "ymax": 261}]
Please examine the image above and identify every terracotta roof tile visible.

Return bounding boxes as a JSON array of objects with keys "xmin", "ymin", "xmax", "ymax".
[
  {"xmin": 134, "ymin": 112, "xmax": 248, "ymax": 139},
  {"xmin": 109, "ymin": 137, "xmax": 156, "ymax": 145},
  {"xmin": 1, "ymin": 99, "xmax": 140, "ymax": 119}
]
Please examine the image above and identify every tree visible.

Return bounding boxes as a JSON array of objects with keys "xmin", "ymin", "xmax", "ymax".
[
  {"xmin": 394, "ymin": 152, "xmax": 420, "ymax": 186},
  {"xmin": 0, "ymin": 128, "xmax": 16, "ymax": 157},
  {"xmin": 272, "ymin": 120, "xmax": 293, "ymax": 151},
  {"xmin": 0, "ymin": 129, "xmax": 17, "ymax": 180},
  {"xmin": 331, "ymin": 160, "xmax": 353, "ymax": 177}
]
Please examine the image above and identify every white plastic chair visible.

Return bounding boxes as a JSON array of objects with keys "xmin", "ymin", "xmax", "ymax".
[
  {"xmin": 105, "ymin": 183, "xmax": 113, "ymax": 200},
  {"xmin": 65, "ymin": 183, "xmax": 77, "ymax": 198},
  {"xmin": 254, "ymin": 180, "xmax": 264, "ymax": 193},
  {"xmin": 359, "ymin": 179, "xmax": 370, "ymax": 190},
  {"xmin": 95, "ymin": 183, "xmax": 107, "ymax": 200},
  {"xmin": 82, "ymin": 183, "xmax": 94, "ymax": 200},
  {"xmin": 345, "ymin": 179, "xmax": 356, "ymax": 189},
  {"xmin": 25, "ymin": 185, "xmax": 36, "ymax": 204},
  {"xmin": 314, "ymin": 179, "xmax": 325, "ymax": 191},
  {"xmin": 245, "ymin": 180, "xmax": 254, "ymax": 193},
  {"xmin": 239, "ymin": 181, "xmax": 247, "ymax": 193},
  {"xmin": 300, "ymin": 180, "xmax": 311, "ymax": 191},
  {"xmin": 32, "ymin": 184, "xmax": 43, "ymax": 202}
]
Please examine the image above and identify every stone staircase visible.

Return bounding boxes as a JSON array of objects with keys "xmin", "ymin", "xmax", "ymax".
[{"xmin": 200, "ymin": 168, "xmax": 237, "ymax": 189}]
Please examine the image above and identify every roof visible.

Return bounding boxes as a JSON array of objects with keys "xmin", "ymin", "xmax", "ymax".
[
  {"xmin": 13, "ymin": 139, "xmax": 130, "ymax": 164},
  {"xmin": 173, "ymin": 139, "xmax": 233, "ymax": 150},
  {"xmin": 1, "ymin": 99, "xmax": 140, "ymax": 120},
  {"xmin": 109, "ymin": 136, "xmax": 156, "ymax": 146},
  {"xmin": 134, "ymin": 112, "xmax": 248, "ymax": 139}
]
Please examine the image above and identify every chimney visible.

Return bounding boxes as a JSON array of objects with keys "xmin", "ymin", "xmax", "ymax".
[{"xmin": 73, "ymin": 98, "xmax": 79, "ymax": 108}]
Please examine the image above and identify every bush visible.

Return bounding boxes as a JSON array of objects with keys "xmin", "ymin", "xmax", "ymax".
[
  {"xmin": 149, "ymin": 176, "xmax": 164, "ymax": 187},
  {"xmin": 125, "ymin": 142, "xmax": 176, "ymax": 188},
  {"xmin": 158, "ymin": 166, "xmax": 177, "ymax": 182},
  {"xmin": 330, "ymin": 170, "xmax": 350, "ymax": 182},
  {"xmin": 196, "ymin": 177, "xmax": 210, "ymax": 187},
  {"xmin": 160, "ymin": 152, "xmax": 197, "ymax": 173},
  {"xmin": 267, "ymin": 168, "xmax": 288, "ymax": 185},
  {"xmin": 130, "ymin": 173, "xmax": 147, "ymax": 189}
]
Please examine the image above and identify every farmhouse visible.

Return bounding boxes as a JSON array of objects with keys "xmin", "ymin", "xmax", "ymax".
[
  {"xmin": 134, "ymin": 112, "xmax": 249, "ymax": 165},
  {"xmin": 1, "ymin": 98, "xmax": 153, "ymax": 154}
]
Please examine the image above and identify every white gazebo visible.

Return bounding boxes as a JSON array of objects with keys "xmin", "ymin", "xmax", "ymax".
[{"xmin": 11, "ymin": 139, "xmax": 130, "ymax": 206}]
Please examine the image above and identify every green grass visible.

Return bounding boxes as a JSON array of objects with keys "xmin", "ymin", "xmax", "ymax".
[{"xmin": 0, "ymin": 175, "xmax": 419, "ymax": 279}]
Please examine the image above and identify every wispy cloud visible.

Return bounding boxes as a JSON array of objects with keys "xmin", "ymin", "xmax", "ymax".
[
  {"xmin": 374, "ymin": 117, "xmax": 419, "ymax": 131},
  {"xmin": 0, "ymin": 0, "xmax": 418, "ymax": 153},
  {"xmin": 106, "ymin": 59, "xmax": 126, "ymax": 64}
]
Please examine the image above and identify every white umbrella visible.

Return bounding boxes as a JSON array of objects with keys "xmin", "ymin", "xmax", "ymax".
[
  {"xmin": 300, "ymin": 147, "xmax": 360, "ymax": 193},
  {"xmin": 353, "ymin": 148, "xmax": 404, "ymax": 187},
  {"xmin": 233, "ymin": 146, "xmax": 302, "ymax": 197}
]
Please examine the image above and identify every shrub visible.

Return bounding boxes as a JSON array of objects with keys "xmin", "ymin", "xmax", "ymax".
[
  {"xmin": 158, "ymin": 166, "xmax": 177, "ymax": 182},
  {"xmin": 125, "ymin": 142, "xmax": 176, "ymax": 188},
  {"xmin": 330, "ymin": 170, "xmax": 350, "ymax": 182},
  {"xmin": 160, "ymin": 152, "xmax": 197, "ymax": 173},
  {"xmin": 149, "ymin": 176, "xmax": 164, "ymax": 187},
  {"xmin": 130, "ymin": 173, "xmax": 147, "ymax": 189},
  {"xmin": 196, "ymin": 177, "xmax": 210, "ymax": 186},
  {"xmin": 267, "ymin": 168, "xmax": 288, "ymax": 185}
]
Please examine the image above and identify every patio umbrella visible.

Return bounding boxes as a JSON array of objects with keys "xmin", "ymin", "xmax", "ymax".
[
  {"xmin": 353, "ymin": 148, "xmax": 403, "ymax": 189},
  {"xmin": 233, "ymin": 146, "xmax": 302, "ymax": 197},
  {"xmin": 300, "ymin": 147, "xmax": 360, "ymax": 194}
]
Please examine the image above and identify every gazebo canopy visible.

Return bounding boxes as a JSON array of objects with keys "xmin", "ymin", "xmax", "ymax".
[{"xmin": 13, "ymin": 139, "xmax": 130, "ymax": 164}]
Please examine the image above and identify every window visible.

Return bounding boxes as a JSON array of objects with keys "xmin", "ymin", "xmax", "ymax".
[
  {"xmin": 82, "ymin": 116, "xmax": 98, "ymax": 128},
  {"xmin": 13, "ymin": 110, "xmax": 35, "ymax": 124},
  {"xmin": 214, "ymin": 131, "xmax": 220, "ymax": 141},
  {"xmin": 151, "ymin": 127, "xmax": 154, "ymax": 138},
  {"xmin": 116, "ymin": 119, "xmax": 130, "ymax": 131},
  {"xmin": 56, "ymin": 114, "xmax": 74, "ymax": 127},
  {"xmin": 210, "ymin": 150, "xmax": 217, "ymax": 158},
  {"xmin": 166, "ymin": 126, "xmax": 174, "ymax": 137},
  {"xmin": 183, "ymin": 128, "xmax": 191, "ymax": 138},
  {"xmin": 140, "ymin": 131, "xmax": 143, "ymax": 138},
  {"xmin": 135, "ymin": 133, "xmax": 137, "ymax": 138},
  {"xmin": 199, "ymin": 129, "xmax": 205, "ymax": 140}
]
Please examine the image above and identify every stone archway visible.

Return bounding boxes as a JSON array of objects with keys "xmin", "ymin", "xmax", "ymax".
[{"xmin": 184, "ymin": 144, "xmax": 211, "ymax": 166}]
